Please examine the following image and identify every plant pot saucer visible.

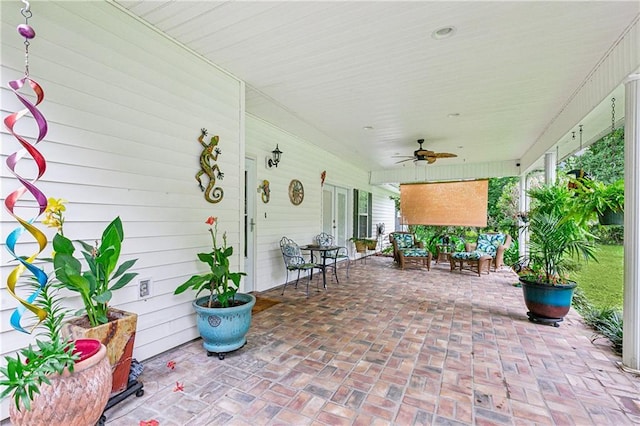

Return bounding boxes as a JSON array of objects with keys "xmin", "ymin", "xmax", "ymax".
[{"xmin": 527, "ymin": 311, "xmax": 563, "ymax": 327}]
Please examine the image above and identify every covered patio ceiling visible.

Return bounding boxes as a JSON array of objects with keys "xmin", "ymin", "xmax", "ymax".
[{"xmin": 114, "ymin": 1, "xmax": 640, "ymax": 180}]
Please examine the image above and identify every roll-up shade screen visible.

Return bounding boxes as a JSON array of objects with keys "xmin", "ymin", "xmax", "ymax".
[{"xmin": 400, "ymin": 180, "xmax": 488, "ymax": 227}]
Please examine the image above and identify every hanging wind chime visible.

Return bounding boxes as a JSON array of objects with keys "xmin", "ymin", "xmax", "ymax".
[{"xmin": 4, "ymin": 0, "xmax": 51, "ymax": 333}]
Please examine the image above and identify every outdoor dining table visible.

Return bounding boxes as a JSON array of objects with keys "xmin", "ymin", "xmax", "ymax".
[{"xmin": 299, "ymin": 245, "xmax": 343, "ymax": 288}]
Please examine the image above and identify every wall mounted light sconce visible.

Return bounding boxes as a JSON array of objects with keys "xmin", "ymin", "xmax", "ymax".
[{"xmin": 267, "ymin": 144, "xmax": 282, "ymax": 168}]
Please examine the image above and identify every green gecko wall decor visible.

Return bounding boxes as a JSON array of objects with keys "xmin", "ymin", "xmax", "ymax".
[{"xmin": 196, "ymin": 128, "xmax": 224, "ymax": 203}]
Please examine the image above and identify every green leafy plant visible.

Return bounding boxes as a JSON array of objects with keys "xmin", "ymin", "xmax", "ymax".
[
  {"xmin": 586, "ymin": 307, "xmax": 623, "ymax": 354},
  {"xmin": 572, "ymin": 178, "xmax": 624, "ymax": 224},
  {"xmin": 349, "ymin": 237, "xmax": 372, "ymax": 243},
  {"xmin": 349, "ymin": 237, "xmax": 369, "ymax": 253},
  {"xmin": 503, "ymin": 240, "xmax": 520, "ymax": 268},
  {"xmin": 0, "ymin": 280, "xmax": 78, "ymax": 412},
  {"xmin": 572, "ymin": 289, "xmax": 623, "ymax": 355},
  {"xmin": 520, "ymin": 184, "xmax": 597, "ymax": 284},
  {"xmin": 364, "ymin": 238, "xmax": 377, "ymax": 250},
  {"xmin": 527, "ymin": 181, "xmax": 575, "ymax": 217},
  {"xmin": 46, "ymin": 199, "xmax": 138, "ymax": 327},
  {"xmin": 174, "ymin": 216, "xmax": 246, "ymax": 308},
  {"xmin": 561, "ymin": 127, "xmax": 624, "ymax": 184}
]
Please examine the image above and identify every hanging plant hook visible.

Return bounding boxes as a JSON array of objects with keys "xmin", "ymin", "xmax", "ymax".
[{"xmin": 579, "ymin": 124, "xmax": 583, "ymax": 152}]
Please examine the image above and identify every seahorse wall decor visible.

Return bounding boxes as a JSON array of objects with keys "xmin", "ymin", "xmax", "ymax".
[
  {"xmin": 196, "ymin": 128, "xmax": 224, "ymax": 203},
  {"xmin": 259, "ymin": 179, "xmax": 270, "ymax": 203}
]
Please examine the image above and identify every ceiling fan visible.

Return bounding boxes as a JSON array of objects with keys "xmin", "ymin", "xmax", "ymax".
[{"xmin": 394, "ymin": 139, "xmax": 457, "ymax": 165}]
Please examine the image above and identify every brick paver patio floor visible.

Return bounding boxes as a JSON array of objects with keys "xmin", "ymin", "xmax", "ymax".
[{"xmin": 105, "ymin": 256, "xmax": 640, "ymax": 425}]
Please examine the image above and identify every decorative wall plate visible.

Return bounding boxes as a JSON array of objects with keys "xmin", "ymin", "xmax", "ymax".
[{"xmin": 288, "ymin": 179, "xmax": 304, "ymax": 205}]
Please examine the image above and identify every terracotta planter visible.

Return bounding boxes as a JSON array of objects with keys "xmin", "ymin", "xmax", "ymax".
[
  {"xmin": 62, "ymin": 308, "xmax": 137, "ymax": 394},
  {"xmin": 520, "ymin": 277, "xmax": 577, "ymax": 327},
  {"xmin": 10, "ymin": 339, "xmax": 112, "ymax": 426}
]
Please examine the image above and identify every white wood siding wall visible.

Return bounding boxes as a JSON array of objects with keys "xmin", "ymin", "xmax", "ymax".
[
  {"xmin": 371, "ymin": 189, "xmax": 397, "ymax": 249},
  {"xmin": 245, "ymin": 115, "xmax": 396, "ymax": 292},
  {"xmin": 0, "ymin": 3, "xmax": 243, "ymax": 415}
]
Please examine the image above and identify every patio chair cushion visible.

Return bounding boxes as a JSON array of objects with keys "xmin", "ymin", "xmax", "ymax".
[
  {"xmin": 315, "ymin": 233, "xmax": 333, "ymax": 247},
  {"xmin": 401, "ymin": 248, "xmax": 430, "ymax": 257},
  {"xmin": 451, "ymin": 250, "xmax": 484, "ymax": 261},
  {"xmin": 282, "ymin": 243, "xmax": 315, "ymax": 270},
  {"xmin": 475, "ymin": 233, "xmax": 506, "ymax": 257},
  {"xmin": 389, "ymin": 232, "xmax": 431, "ymax": 270},
  {"xmin": 394, "ymin": 233, "xmax": 415, "ymax": 249}
]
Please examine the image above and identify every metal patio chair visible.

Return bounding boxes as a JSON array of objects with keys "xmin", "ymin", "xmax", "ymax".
[
  {"xmin": 313, "ymin": 232, "xmax": 350, "ymax": 281},
  {"xmin": 279, "ymin": 237, "xmax": 320, "ymax": 297}
]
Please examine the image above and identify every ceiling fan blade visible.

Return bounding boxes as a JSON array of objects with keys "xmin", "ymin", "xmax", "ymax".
[
  {"xmin": 395, "ymin": 158, "xmax": 415, "ymax": 164},
  {"xmin": 394, "ymin": 139, "xmax": 454, "ymax": 165}
]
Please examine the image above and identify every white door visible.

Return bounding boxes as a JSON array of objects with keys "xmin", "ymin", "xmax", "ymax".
[
  {"xmin": 243, "ymin": 157, "xmax": 256, "ymax": 292},
  {"xmin": 322, "ymin": 185, "xmax": 349, "ymax": 247}
]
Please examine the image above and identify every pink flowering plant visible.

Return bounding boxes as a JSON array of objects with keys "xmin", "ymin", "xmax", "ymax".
[{"xmin": 174, "ymin": 217, "xmax": 245, "ymax": 308}]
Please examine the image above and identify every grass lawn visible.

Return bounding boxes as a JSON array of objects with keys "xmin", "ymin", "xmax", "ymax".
[{"xmin": 571, "ymin": 244, "xmax": 623, "ymax": 310}]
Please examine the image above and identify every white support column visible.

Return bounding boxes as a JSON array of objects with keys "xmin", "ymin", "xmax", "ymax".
[
  {"xmin": 544, "ymin": 151, "xmax": 557, "ymax": 184},
  {"xmin": 518, "ymin": 174, "xmax": 528, "ymax": 261},
  {"xmin": 623, "ymin": 74, "xmax": 640, "ymax": 371}
]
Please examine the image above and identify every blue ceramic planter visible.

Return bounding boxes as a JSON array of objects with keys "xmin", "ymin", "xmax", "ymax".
[
  {"xmin": 520, "ymin": 278, "xmax": 577, "ymax": 326},
  {"xmin": 192, "ymin": 293, "xmax": 256, "ymax": 358}
]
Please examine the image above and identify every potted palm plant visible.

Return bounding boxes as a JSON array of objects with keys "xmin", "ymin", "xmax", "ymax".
[
  {"xmin": 44, "ymin": 199, "xmax": 140, "ymax": 394},
  {"xmin": 1, "ymin": 280, "xmax": 112, "ymax": 425},
  {"xmin": 174, "ymin": 216, "xmax": 254, "ymax": 359},
  {"xmin": 518, "ymin": 183, "xmax": 597, "ymax": 326}
]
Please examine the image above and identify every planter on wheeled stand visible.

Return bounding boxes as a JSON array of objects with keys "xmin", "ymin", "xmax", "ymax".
[
  {"xmin": 193, "ymin": 293, "xmax": 256, "ymax": 359},
  {"xmin": 62, "ymin": 308, "xmax": 145, "ymax": 423},
  {"xmin": 520, "ymin": 277, "xmax": 577, "ymax": 327}
]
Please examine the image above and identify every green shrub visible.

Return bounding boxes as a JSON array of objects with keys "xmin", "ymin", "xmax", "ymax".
[
  {"xmin": 503, "ymin": 240, "xmax": 520, "ymax": 267},
  {"xmin": 591, "ymin": 225, "xmax": 624, "ymax": 245},
  {"xmin": 411, "ymin": 225, "xmax": 470, "ymax": 254},
  {"xmin": 573, "ymin": 289, "xmax": 623, "ymax": 355}
]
